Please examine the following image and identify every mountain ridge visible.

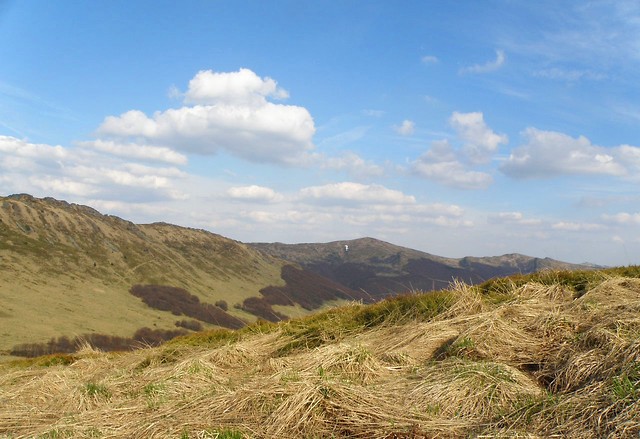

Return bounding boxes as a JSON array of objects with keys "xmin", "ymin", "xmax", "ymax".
[{"xmin": 250, "ymin": 237, "xmax": 597, "ymax": 298}]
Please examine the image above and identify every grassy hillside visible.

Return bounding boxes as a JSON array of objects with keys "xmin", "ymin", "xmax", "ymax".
[
  {"xmin": 0, "ymin": 195, "xmax": 294, "ymax": 355},
  {"xmin": 2, "ymin": 267, "xmax": 640, "ymax": 438}
]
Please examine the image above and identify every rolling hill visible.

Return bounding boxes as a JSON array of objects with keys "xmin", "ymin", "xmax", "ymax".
[{"xmin": 0, "ymin": 194, "xmax": 362, "ymax": 358}]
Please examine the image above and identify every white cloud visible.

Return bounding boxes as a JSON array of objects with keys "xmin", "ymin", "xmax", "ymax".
[
  {"xmin": 227, "ymin": 185, "xmax": 284, "ymax": 203},
  {"xmin": 363, "ymin": 109, "xmax": 385, "ymax": 117},
  {"xmin": 412, "ymin": 140, "xmax": 493, "ymax": 189},
  {"xmin": 488, "ymin": 211, "xmax": 542, "ymax": 226},
  {"xmin": 413, "ymin": 159, "xmax": 493, "ymax": 190},
  {"xmin": 603, "ymin": 212, "xmax": 640, "ymax": 225},
  {"xmin": 0, "ymin": 135, "xmax": 69, "ymax": 162},
  {"xmin": 121, "ymin": 163, "xmax": 186, "ymax": 178},
  {"xmin": 78, "ymin": 139, "xmax": 188, "ymax": 165},
  {"xmin": 394, "ymin": 120, "xmax": 415, "ymax": 136},
  {"xmin": 29, "ymin": 177, "xmax": 98, "ymax": 197},
  {"xmin": 552, "ymin": 221, "xmax": 606, "ymax": 231},
  {"xmin": 243, "ymin": 209, "xmax": 333, "ymax": 225},
  {"xmin": 320, "ymin": 152, "xmax": 385, "ymax": 178},
  {"xmin": 299, "ymin": 182, "xmax": 415, "ymax": 205},
  {"xmin": 449, "ymin": 112, "xmax": 508, "ymax": 164},
  {"xmin": 288, "ymin": 182, "xmax": 470, "ymax": 230},
  {"xmin": 421, "ymin": 55, "xmax": 439, "ymax": 64},
  {"xmin": 184, "ymin": 68, "xmax": 289, "ymax": 105},
  {"xmin": 534, "ymin": 68, "xmax": 606, "ymax": 82},
  {"xmin": 96, "ymin": 68, "xmax": 316, "ymax": 166},
  {"xmin": 0, "ymin": 135, "xmax": 187, "ymax": 203},
  {"xmin": 407, "ymin": 112, "xmax": 504, "ymax": 188},
  {"xmin": 500, "ymin": 128, "xmax": 633, "ymax": 179},
  {"xmin": 460, "ymin": 49, "xmax": 506, "ymax": 74}
]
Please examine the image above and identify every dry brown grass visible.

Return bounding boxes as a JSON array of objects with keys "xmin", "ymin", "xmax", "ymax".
[{"xmin": 2, "ymin": 273, "xmax": 640, "ymax": 438}]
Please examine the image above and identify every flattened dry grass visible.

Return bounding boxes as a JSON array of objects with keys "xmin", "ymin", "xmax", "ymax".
[{"xmin": 2, "ymin": 270, "xmax": 640, "ymax": 438}]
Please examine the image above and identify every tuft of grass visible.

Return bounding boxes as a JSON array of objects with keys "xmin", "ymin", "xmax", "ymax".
[
  {"xmin": 9, "ymin": 353, "xmax": 78, "ymax": 368},
  {"xmin": 37, "ymin": 429, "xmax": 74, "ymax": 438},
  {"xmin": 143, "ymin": 382, "xmax": 167, "ymax": 409},
  {"xmin": 610, "ymin": 363, "xmax": 640, "ymax": 402},
  {"xmin": 84, "ymin": 382, "xmax": 111, "ymax": 399},
  {"xmin": 444, "ymin": 337, "xmax": 476, "ymax": 359},
  {"xmin": 165, "ymin": 327, "xmax": 242, "ymax": 349}
]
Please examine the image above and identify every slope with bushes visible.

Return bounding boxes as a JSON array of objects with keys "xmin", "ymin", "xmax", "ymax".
[
  {"xmin": 2, "ymin": 268, "xmax": 640, "ymax": 438},
  {"xmin": 0, "ymin": 194, "xmax": 357, "ymax": 356}
]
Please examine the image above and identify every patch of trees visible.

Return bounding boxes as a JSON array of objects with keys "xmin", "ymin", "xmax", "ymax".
[
  {"xmin": 266, "ymin": 265, "xmax": 368, "ymax": 309},
  {"xmin": 10, "ymin": 327, "xmax": 187, "ymax": 358},
  {"xmin": 239, "ymin": 265, "xmax": 369, "ymax": 322},
  {"xmin": 130, "ymin": 284, "xmax": 245, "ymax": 329}
]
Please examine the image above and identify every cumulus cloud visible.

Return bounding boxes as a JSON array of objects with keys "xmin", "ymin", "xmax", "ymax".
[
  {"xmin": 78, "ymin": 139, "xmax": 188, "ymax": 165},
  {"xmin": 0, "ymin": 135, "xmax": 69, "ymax": 163},
  {"xmin": 227, "ymin": 185, "xmax": 284, "ymax": 203},
  {"xmin": 97, "ymin": 68, "xmax": 316, "ymax": 166},
  {"xmin": 29, "ymin": 177, "xmax": 97, "ymax": 197},
  {"xmin": 320, "ymin": 152, "xmax": 385, "ymax": 178},
  {"xmin": 291, "ymin": 182, "xmax": 469, "ymax": 228},
  {"xmin": 449, "ymin": 112, "xmax": 508, "ymax": 164},
  {"xmin": 500, "ymin": 128, "xmax": 634, "ymax": 179},
  {"xmin": 412, "ymin": 139, "xmax": 493, "ymax": 189},
  {"xmin": 394, "ymin": 120, "xmax": 415, "ymax": 136},
  {"xmin": 184, "ymin": 68, "xmax": 289, "ymax": 104},
  {"xmin": 409, "ymin": 111, "xmax": 506, "ymax": 189},
  {"xmin": 460, "ymin": 49, "xmax": 506, "ymax": 74},
  {"xmin": 299, "ymin": 182, "xmax": 415, "ymax": 205},
  {"xmin": 0, "ymin": 135, "xmax": 186, "ymax": 202}
]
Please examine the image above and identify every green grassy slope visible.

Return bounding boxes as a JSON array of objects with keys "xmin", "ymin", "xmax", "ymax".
[{"xmin": 0, "ymin": 194, "xmax": 288, "ymax": 355}]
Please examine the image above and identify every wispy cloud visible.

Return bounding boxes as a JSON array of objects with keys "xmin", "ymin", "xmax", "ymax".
[
  {"xmin": 534, "ymin": 68, "xmax": 606, "ymax": 82},
  {"xmin": 460, "ymin": 49, "xmax": 506, "ymax": 74},
  {"xmin": 488, "ymin": 211, "xmax": 542, "ymax": 226},
  {"xmin": 421, "ymin": 55, "xmax": 439, "ymax": 64}
]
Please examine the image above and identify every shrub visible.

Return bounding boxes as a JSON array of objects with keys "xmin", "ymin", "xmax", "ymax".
[
  {"xmin": 175, "ymin": 319, "xmax": 204, "ymax": 331},
  {"xmin": 215, "ymin": 300, "xmax": 229, "ymax": 311},
  {"xmin": 10, "ymin": 327, "xmax": 189, "ymax": 357},
  {"xmin": 130, "ymin": 284, "xmax": 246, "ymax": 329}
]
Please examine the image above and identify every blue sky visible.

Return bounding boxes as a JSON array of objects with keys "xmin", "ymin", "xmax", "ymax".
[{"xmin": 1, "ymin": 0, "xmax": 639, "ymax": 266}]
